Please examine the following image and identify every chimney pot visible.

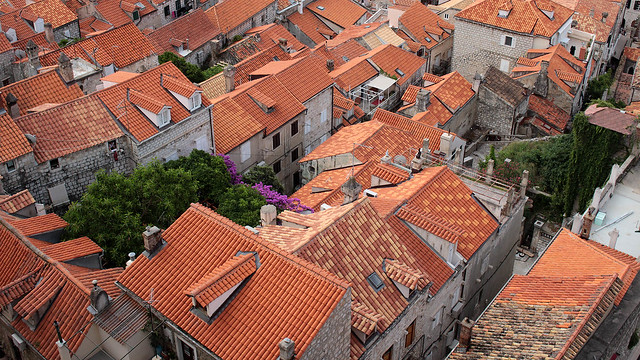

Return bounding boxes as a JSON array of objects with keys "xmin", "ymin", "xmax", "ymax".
[
  {"xmin": 381, "ymin": 150, "xmax": 391, "ymax": 164},
  {"xmin": 411, "ymin": 149, "xmax": 424, "ymax": 173},
  {"xmin": 143, "ymin": 226, "xmax": 163, "ymax": 255},
  {"xmin": 580, "ymin": 207, "xmax": 596, "ymax": 239},
  {"xmin": 44, "ymin": 22, "xmax": 54, "ymax": 44},
  {"xmin": 341, "ymin": 176, "xmax": 362, "ymax": 205},
  {"xmin": 439, "ymin": 132, "xmax": 453, "ymax": 159},
  {"xmin": 326, "ymin": 59, "xmax": 335, "ymax": 72},
  {"xmin": 126, "ymin": 252, "xmax": 136, "ymax": 268},
  {"xmin": 223, "ymin": 65, "xmax": 236, "ymax": 93},
  {"xmin": 278, "ymin": 38, "xmax": 288, "ymax": 50},
  {"xmin": 278, "ymin": 338, "xmax": 295, "ymax": 360},
  {"xmin": 458, "ymin": 317, "xmax": 474, "ymax": 353},
  {"xmin": 6, "ymin": 92, "xmax": 19, "ymax": 119},
  {"xmin": 260, "ymin": 204, "xmax": 277, "ymax": 226},
  {"xmin": 89, "ymin": 280, "xmax": 109, "ymax": 313}
]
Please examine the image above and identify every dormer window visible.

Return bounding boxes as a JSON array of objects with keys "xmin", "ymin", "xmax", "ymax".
[
  {"xmin": 188, "ymin": 92, "xmax": 202, "ymax": 111},
  {"xmin": 185, "ymin": 252, "xmax": 258, "ymax": 323},
  {"xmin": 498, "ymin": 9, "xmax": 510, "ymax": 17},
  {"xmin": 158, "ymin": 108, "xmax": 171, "ymax": 127},
  {"xmin": 132, "ymin": 10, "xmax": 140, "ymax": 20},
  {"xmin": 129, "ymin": 88, "xmax": 171, "ymax": 128}
]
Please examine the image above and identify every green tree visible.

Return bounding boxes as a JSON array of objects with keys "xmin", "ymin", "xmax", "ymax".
[
  {"xmin": 586, "ymin": 69, "xmax": 614, "ymax": 102},
  {"xmin": 159, "ymin": 52, "xmax": 205, "ymax": 83},
  {"xmin": 64, "ymin": 162, "xmax": 198, "ymax": 266},
  {"xmin": 217, "ymin": 185, "xmax": 266, "ymax": 226},
  {"xmin": 242, "ymin": 165, "xmax": 285, "ymax": 193},
  {"xmin": 165, "ymin": 150, "xmax": 231, "ymax": 206},
  {"xmin": 202, "ymin": 65, "xmax": 224, "ymax": 79}
]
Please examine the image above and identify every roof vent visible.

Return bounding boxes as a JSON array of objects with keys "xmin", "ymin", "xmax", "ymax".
[
  {"xmin": 320, "ymin": 203, "xmax": 332, "ymax": 211},
  {"xmin": 317, "ymin": 5, "xmax": 325, "ymax": 10},
  {"xmin": 364, "ymin": 189, "xmax": 378, "ymax": 197}
]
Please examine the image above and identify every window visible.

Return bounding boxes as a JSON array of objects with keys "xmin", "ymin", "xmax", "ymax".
[
  {"xmin": 499, "ymin": 59, "xmax": 510, "ymax": 72},
  {"xmin": 293, "ymin": 171, "xmax": 301, "ymax": 188},
  {"xmin": 291, "ymin": 120, "xmax": 298, "ymax": 135},
  {"xmin": 272, "ymin": 133, "xmax": 280, "ymax": 149},
  {"xmin": 48, "ymin": 183, "xmax": 69, "ymax": 206},
  {"xmin": 395, "ymin": 68, "xmax": 405, "ymax": 77},
  {"xmin": 432, "ymin": 308, "xmax": 443, "ymax": 330},
  {"xmin": 175, "ymin": 0, "xmax": 181, "ymax": 8},
  {"xmin": 240, "ymin": 141, "xmax": 250, "ymax": 162},
  {"xmin": 189, "ymin": 93, "xmax": 202, "ymax": 111},
  {"xmin": 366, "ymin": 273, "xmax": 384, "ymax": 292},
  {"xmin": 132, "ymin": 10, "xmax": 140, "ymax": 20},
  {"xmin": 273, "ymin": 56, "xmax": 280, "ymax": 61},
  {"xmin": 635, "ymin": 0, "xmax": 640, "ymax": 10},
  {"xmin": 273, "ymin": 160, "xmax": 281, "ymax": 174},
  {"xmin": 444, "ymin": 13, "xmax": 449, "ymax": 19},
  {"xmin": 502, "ymin": 35, "xmax": 513, "ymax": 47},
  {"xmin": 382, "ymin": 346, "xmax": 393, "ymax": 360},
  {"xmin": 164, "ymin": 5, "xmax": 170, "ymax": 16},
  {"xmin": 320, "ymin": 109, "xmax": 327, "ymax": 123},
  {"xmin": 405, "ymin": 321, "xmax": 415, "ymax": 347},
  {"xmin": 159, "ymin": 108, "xmax": 171, "ymax": 127},
  {"xmin": 177, "ymin": 337, "xmax": 196, "ymax": 360},
  {"xmin": 49, "ymin": 158, "xmax": 60, "ymax": 170},
  {"xmin": 5, "ymin": 159, "xmax": 16, "ymax": 172},
  {"xmin": 570, "ymin": 45, "xmax": 576, "ymax": 55},
  {"xmin": 108, "ymin": 140, "xmax": 117, "ymax": 152},
  {"xmin": 291, "ymin": 147, "xmax": 299, "ymax": 162}
]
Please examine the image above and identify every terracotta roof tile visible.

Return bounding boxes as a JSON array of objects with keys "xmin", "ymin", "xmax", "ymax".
[
  {"xmin": 0, "ymin": 190, "xmax": 35, "ymax": 214},
  {"xmin": 0, "ymin": 69, "xmax": 84, "ymax": 117},
  {"xmin": 307, "ymin": 0, "xmax": 367, "ymax": 29},
  {"xmin": 254, "ymin": 56, "xmax": 334, "ymax": 103},
  {"xmin": 384, "ymin": 258, "xmax": 429, "ymax": 290},
  {"xmin": 366, "ymin": 44, "xmax": 425, "ymax": 86},
  {"xmin": 26, "ymin": 0, "xmax": 77, "ymax": 28},
  {"xmin": 210, "ymin": 96, "xmax": 263, "ymax": 153},
  {"xmin": 9, "ymin": 213, "xmax": 67, "ymax": 236},
  {"xmin": 371, "ymin": 162, "xmax": 410, "ymax": 184},
  {"xmin": 199, "ymin": 72, "xmax": 226, "ymax": 100},
  {"xmin": 623, "ymin": 47, "xmax": 640, "ymax": 62},
  {"xmin": 329, "ymin": 57, "xmax": 378, "ymax": 90},
  {"xmin": 572, "ymin": 0, "xmax": 619, "ymax": 43},
  {"xmin": 79, "ymin": 16, "xmax": 113, "ymax": 37},
  {"xmin": 147, "ymin": 9, "xmax": 221, "ymax": 56},
  {"xmin": 0, "ymin": 10, "xmax": 36, "ymax": 42},
  {"xmin": 299, "ymin": 120, "xmax": 384, "ymax": 162},
  {"xmin": 14, "ymin": 96, "xmax": 124, "ymax": 162},
  {"xmin": 231, "ymin": 44, "xmax": 290, "ymax": 85},
  {"xmin": 528, "ymin": 94, "xmax": 570, "ymax": 133},
  {"xmin": 205, "ymin": 0, "xmax": 275, "ymax": 34},
  {"xmin": 39, "ymin": 236, "xmax": 102, "ymax": 262},
  {"xmin": 286, "ymin": 10, "xmax": 333, "ymax": 45},
  {"xmin": 0, "ymin": 114, "xmax": 31, "ymax": 163},
  {"xmin": 351, "ymin": 300, "xmax": 383, "ymax": 336},
  {"xmin": 118, "ymin": 203, "xmax": 349, "ymax": 360},
  {"xmin": 586, "ymin": 104, "xmax": 637, "ymax": 135},
  {"xmin": 245, "ymin": 23, "xmax": 306, "ymax": 53},
  {"xmin": 95, "ymin": 0, "xmax": 133, "ymax": 27},
  {"xmin": 455, "ymin": 0, "xmax": 573, "ymax": 37},
  {"xmin": 39, "ymin": 24, "xmax": 156, "ymax": 69},
  {"xmin": 398, "ymin": 1, "xmax": 454, "ymax": 49}
]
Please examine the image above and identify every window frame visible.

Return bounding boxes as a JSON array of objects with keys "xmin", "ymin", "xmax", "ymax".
[
  {"xmin": 164, "ymin": 5, "xmax": 170, "ymax": 16},
  {"xmin": 5, "ymin": 159, "xmax": 16, "ymax": 173},
  {"xmin": 49, "ymin": 158, "xmax": 60, "ymax": 170},
  {"xmin": 132, "ymin": 10, "xmax": 140, "ymax": 20},
  {"xmin": 502, "ymin": 35, "xmax": 514, "ymax": 47},
  {"xmin": 405, "ymin": 320, "xmax": 415, "ymax": 347},
  {"xmin": 290, "ymin": 120, "xmax": 299, "ymax": 135},
  {"xmin": 382, "ymin": 346, "xmax": 393, "ymax": 360},
  {"xmin": 291, "ymin": 147, "xmax": 299, "ymax": 163},
  {"xmin": 272, "ymin": 132, "xmax": 281, "ymax": 150},
  {"xmin": 273, "ymin": 159, "xmax": 281, "ymax": 174},
  {"xmin": 190, "ymin": 93, "xmax": 202, "ymax": 111}
]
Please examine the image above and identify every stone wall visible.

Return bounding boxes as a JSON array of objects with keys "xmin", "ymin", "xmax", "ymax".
[
  {"xmin": 134, "ymin": 105, "xmax": 214, "ymax": 165},
  {"xmin": 120, "ymin": 55, "xmax": 160, "ymax": 74},
  {"xmin": 302, "ymin": 85, "xmax": 333, "ymax": 156},
  {"xmin": 226, "ymin": 2, "xmax": 277, "ymax": 40},
  {"xmin": 0, "ymin": 50, "xmax": 16, "ymax": 85},
  {"xmin": 302, "ymin": 288, "xmax": 351, "ymax": 360},
  {"xmin": 54, "ymin": 21, "xmax": 81, "ymax": 42},
  {"xmin": 226, "ymin": 132, "xmax": 264, "ymax": 175},
  {"xmin": 445, "ymin": 94, "xmax": 476, "ymax": 136},
  {"xmin": 261, "ymin": 112, "xmax": 305, "ymax": 193},
  {"xmin": 0, "ymin": 136, "xmax": 134, "ymax": 206},
  {"xmin": 476, "ymin": 85, "xmax": 516, "ymax": 134},
  {"xmin": 452, "ymin": 19, "xmax": 534, "ymax": 81}
]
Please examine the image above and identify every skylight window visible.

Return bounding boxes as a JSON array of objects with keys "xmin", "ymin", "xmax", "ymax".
[
  {"xmin": 424, "ymin": 37, "xmax": 431, "ymax": 43},
  {"xmin": 367, "ymin": 273, "xmax": 385, "ymax": 292},
  {"xmin": 317, "ymin": 5, "xmax": 325, "ymax": 10},
  {"xmin": 395, "ymin": 68, "xmax": 405, "ymax": 77},
  {"xmin": 342, "ymin": 56, "xmax": 349, "ymax": 62}
]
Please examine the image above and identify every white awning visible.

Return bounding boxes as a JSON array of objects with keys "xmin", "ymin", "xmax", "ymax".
[{"xmin": 366, "ymin": 75, "xmax": 396, "ymax": 91}]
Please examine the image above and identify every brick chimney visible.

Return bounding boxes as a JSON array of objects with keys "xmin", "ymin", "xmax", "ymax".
[
  {"xmin": 439, "ymin": 132, "xmax": 453, "ymax": 159},
  {"xmin": 326, "ymin": 59, "xmax": 335, "ymax": 72},
  {"xmin": 143, "ymin": 226, "xmax": 163, "ymax": 256},
  {"xmin": 260, "ymin": 204, "xmax": 277, "ymax": 226},
  {"xmin": 278, "ymin": 38, "xmax": 288, "ymax": 52},
  {"xmin": 58, "ymin": 53, "xmax": 74, "ymax": 83},
  {"xmin": 533, "ymin": 60, "xmax": 549, "ymax": 97},
  {"xmin": 278, "ymin": 338, "xmax": 295, "ymax": 360},
  {"xmin": 6, "ymin": 93, "xmax": 19, "ymax": 118},
  {"xmin": 457, "ymin": 317, "xmax": 474, "ymax": 353},
  {"xmin": 223, "ymin": 65, "xmax": 236, "ymax": 93},
  {"xmin": 580, "ymin": 207, "xmax": 595, "ymax": 239},
  {"xmin": 415, "ymin": 89, "xmax": 431, "ymax": 112},
  {"xmin": 472, "ymin": 72, "xmax": 482, "ymax": 92},
  {"xmin": 341, "ymin": 176, "xmax": 362, "ymax": 204},
  {"xmin": 411, "ymin": 149, "xmax": 424, "ymax": 173},
  {"xmin": 44, "ymin": 22, "xmax": 54, "ymax": 44}
]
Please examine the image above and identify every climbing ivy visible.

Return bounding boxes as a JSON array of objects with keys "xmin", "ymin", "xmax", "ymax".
[{"xmin": 562, "ymin": 112, "xmax": 622, "ymax": 214}]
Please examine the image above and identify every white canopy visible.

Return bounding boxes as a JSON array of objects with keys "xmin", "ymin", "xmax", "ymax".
[{"xmin": 365, "ymin": 74, "xmax": 396, "ymax": 91}]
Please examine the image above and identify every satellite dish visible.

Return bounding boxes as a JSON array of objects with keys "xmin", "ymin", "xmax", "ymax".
[{"xmin": 393, "ymin": 155, "xmax": 407, "ymax": 166}]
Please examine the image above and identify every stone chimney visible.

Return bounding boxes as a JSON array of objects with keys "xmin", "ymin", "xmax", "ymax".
[
  {"xmin": 439, "ymin": 132, "xmax": 453, "ymax": 159},
  {"xmin": 602, "ymin": 12, "xmax": 608, "ymax": 23},
  {"xmin": 278, "ymin": 38, "xmax": 288, "ymax": 51},
  {"xmin": 6, "ymin": 93, "xmax": 19, "ymax": 118},
  {"xmin": 298, "ymin": 0, "xmax": 304, "ymax": 14},
  {"xmin": 278, "ymin": 338, "xmax": 295, "ymax": 360},
  {"xmin": 260, "ymin": 204, "xmax": 277, "ymax": 226},
  {"xmin": 485, "ymin": 159, "xmax": 494, "ymax": 184},
  {"xmin": 457, "ymin": 317, "xmax": 474, "ymax": 353},
  {"xmin": 25, "ymin": 39, "xmax": 40, "ymax": 70},
  {"xmin": 415, "ymin": 89, "xmax": 431, "ymax": 112},
  {"xmin": 326, "ymin": 59, "xmax": 335, "ymax": 72},
  {"xmin": 89, "ymin": 280, "xmax": 109, "ymax": 313},
  {"xmin": 472, "ymin": 72, "xmax": 482, "ymax": 92},
  {"xmin": 143, "ymin": 226, "xmax": 163, "ymax": 255},
  {"xmin": 44, "ymin": 22, "xmax": 54, "ymax": 44},
  {"xmin": 422, "ymin": 138, "xmax": 430, "ymax": 155},
  {"xmin": 533, "ymin": 60, "xmax": 549, "ymax": 97},
  {"xmin": 58, "ymin": 53, "xmax": 74, "ymax": 83},
  {"xmin": 608, "ymin": 228, "xmax": 619, "ymax": 249},
  {"xmin": 411, "ymin": 149, "xmax": 424, "ymax": 173},
  {"xmin": 223, "ymin": 65, "xmax": 236, "ymax": 93},
  {"xmin": 341, "ymin": 176, "xmax": 362, "ymax": 204},
  {"xmin": 519, "ymin": 170, "xmax": 529, "ymax": 198},
  {"xmin": 381, "ymin": 150, "xmax": 391, "ymax": 164},
  {"xmin": 580, "ymin": 207, "xmax": 596, "ymax": 239}
]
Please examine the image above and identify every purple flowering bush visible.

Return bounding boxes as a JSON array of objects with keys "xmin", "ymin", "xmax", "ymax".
[{"xmin": 218, "ymin": 153, "xmax": 242, "ymax": 185}]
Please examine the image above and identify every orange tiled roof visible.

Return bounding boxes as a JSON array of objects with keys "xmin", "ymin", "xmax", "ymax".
[
  {"xmin": 96, "ymin": 62, "xmax": 211, "ymax": 142},
  {"xmin": 384, "ymin": 258, "xmax": 429, "ymax": 290},
  {"xmin": 351, "ymin": 300, "xmax": 383, "ymax": 336},
  {"xmin": 512, "ymin": 44, "xmax": 585, "ymax": 98},
  {"xmin": 329, "ymin": 56, "xmax": 378, "ymax": 90},
  {"xmin": 623, "ymin": 47, "xmax": 640, "ymax": 62},
  {"xmin": 527, "ymin": 94, "xmax": 570, "ymax": 133},
  {"xmin": 0, "ymin": 190, "xmax": 35, "ymax": 214},
  {"xmin": 118, "ymin": 203, "xmax": 349, "ymax": 360},
  {"xmin": 232, "ymin": 44, "xmax": 291, "ymax": 85},
  {"xmin": 8, "ymin": 213, "xmax": 67, "ymax": 236},
  {"xmin": 205, "ymin": 0, "xmax": 275, "ymax": 34},
  {"xmin": 210, "ymin": 97, "xmax": 264, "ymax": 153},
  {"xmin": 573, "ymin": 0, "xmax": 619, "ymax": 43},
  {"xmin": 307, "ymin": 0, "xmax": 367, "ymax": 29},
  {"xmin": 0, "ymin": 69, "xmax": 84, "ymax": 117},
  {"xmin": 79, "ymin": 16, "xmax": 113, "ymax": 37},
  {"xmin": 372, "ymin": 108, "xmax": 456, "ymax": 148},
  {"xmin": 95, "ymin": 0, "xmax": 133, "ymax": 27},
  {"xmin": 325, "ymin": 22, "xmax": 385, "ymax": 48},
  {"xmin": 371, "ymin": 162, "xmax": 410, "ymax": 184},
  {"xmin": 38, "ymin": 24, "xmax": 156, "ymax": 69},
  {"xmin": 14, "ymin": 96, "xmax": 123, "ymax": 163},
  {"xmin": 299, "ymin": 120, "xmax": 384, "ymax": 162},
  {"xmin": 0, "ymin": 114, "xmax": 31, "ymax": 163},
  {"xmin": 287, "ymin": 10, "xmax": 334, "ymax": 46},
  {"xmin": 39, "ymin": 236, "xmax": 103, "ymax": 262},
  {"xmin": 449, "ymin": 274, "xmax": 622, "ymax": 359},
  {"xmin": 26, "ymin": 0, "xmax": 77, "ymax": 28},
  {"xmin": 366, "ymin": 44, "xmax": 425, "ymax": 86},
  {"xmin": 245, "ymin": 23, "xmax": 306, "ymax": 53},
  {"xmin": 0, "ymin": 10, "xmax": 36, "ymax": 43},
  {"xmin": 398, "ymin": 1, "xmax": 454, "ymax": 49},
  {"xmin": 455, "ymin": 0, "xmax": 573, "ymax": 38},
  {"xmin": 530, "ymin": 229, "xmax": 640, "ymax": 305},
  {"xmin": 147, "ymin": 9, "xmax": 221, "ymax": 56}
]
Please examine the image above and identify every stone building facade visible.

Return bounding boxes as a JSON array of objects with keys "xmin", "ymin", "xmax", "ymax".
[
  {"xmin": 302, "ymin": 85, "xmax": 333, "ymax": 157},
  {"xmin": 477, "ymin": 66, "xmax": 530, "ymax": 135},
  {"xmin": 263, "ymin": 112, "xmax": 305, "ymax": 193}
]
